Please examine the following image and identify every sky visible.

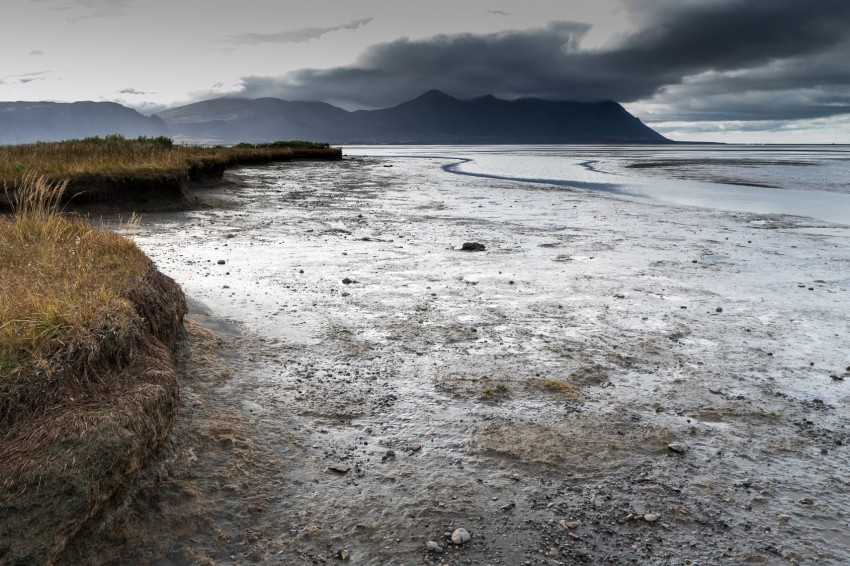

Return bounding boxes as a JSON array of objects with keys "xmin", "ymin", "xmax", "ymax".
[{"xmin": 2, "ymin": 0, "xmax": 850, "ymax": 143}]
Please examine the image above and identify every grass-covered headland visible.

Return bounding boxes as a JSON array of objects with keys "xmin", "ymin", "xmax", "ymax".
[
  {"xmin": 0, "ymin": 178, "xmax": 188, "ymax": 563},
  {"xmin": 0, "ymin": 135, "xmax": 342, "ymax": 209}
]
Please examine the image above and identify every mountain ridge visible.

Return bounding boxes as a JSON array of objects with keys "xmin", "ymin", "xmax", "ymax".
[
  {"xmin": 157, "ymin": 90, "xmax": 671, "ymax": 145},
  {"xmin": 0, "ymin": 91, "xmax": 671, "ymax": 145}
]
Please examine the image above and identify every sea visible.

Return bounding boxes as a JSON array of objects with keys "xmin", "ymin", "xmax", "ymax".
[{"xmin": 347, "ymin": 144, "xmax": 850, "ymax": 226}]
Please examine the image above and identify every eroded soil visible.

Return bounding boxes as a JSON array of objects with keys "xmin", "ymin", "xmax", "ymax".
[{"xmin": 76, "ymin": 156, "xmax": 850, "ymax": 565}]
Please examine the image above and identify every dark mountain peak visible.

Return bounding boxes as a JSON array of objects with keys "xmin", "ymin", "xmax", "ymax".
[{"xmin": 416, "ymin": 89, "xmax": 455, "ymax": 100}]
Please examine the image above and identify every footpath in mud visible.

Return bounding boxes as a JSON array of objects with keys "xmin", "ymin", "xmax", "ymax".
[{"xmin": 73, "ymin": 156, "xmax": 850, "ymax": 565}]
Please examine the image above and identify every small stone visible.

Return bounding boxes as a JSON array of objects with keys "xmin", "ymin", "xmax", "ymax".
[
  {"xmin": 337, "ymin": 549, "xmax": 350, "ymax": 561},
  {"xmin": 451, "ymin": 528, "xmax": 471, "ymax": 545},
  {"xmin": 668, "ymin": 442, "xmax": 688, "ymax": 454},
  {"xmin": 644, "ymin": 513, "xmax": 659, "ymax": 522},
  {"xmin": 410, "ymin": 442, "xmax": 422, "ymax": 452},
  {"xmin": 426, "ymin": 541, "xmax": 443, "ymax": 553},
  {"xmin": 217, "ymin": 259, "xmax": 226, "ymax": 265},
  {"xmin": 566, "ymin": 521, "xmax": 580, "ymax": 529},
  {"xmin": 342, "ymin": 278, "xmax": 353, "ymax": 285},
  {"xmin": 716, "ymin": 307, "xmax": 723, "ymax": 313},
  {"xmin": 328, "ymin": 463, "xmax": 350, "ymax": 473},
  {"xmin": 460, "ymin": 242, "xmax": 486, "ymax": 251}
]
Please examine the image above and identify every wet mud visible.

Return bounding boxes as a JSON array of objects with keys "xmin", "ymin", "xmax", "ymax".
[{"xmin": 86, "ymin": 156, "xmax": 850, "ymax": 564}]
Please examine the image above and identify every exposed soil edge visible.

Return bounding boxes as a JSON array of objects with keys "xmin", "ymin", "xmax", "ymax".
[{"xmin": 0, "ymin": 261, "xmax": 187, "ymax": 565}]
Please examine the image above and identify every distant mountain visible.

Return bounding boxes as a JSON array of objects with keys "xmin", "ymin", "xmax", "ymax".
[
  {"xmin": 157, "ymin": 90, "xmax": 670, "ymax": 144},
  {"xmin": 0, "ymin": 101, "xmax": 169, "ymax": 144}
]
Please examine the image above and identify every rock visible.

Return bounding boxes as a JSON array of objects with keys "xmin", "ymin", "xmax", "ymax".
[
  {"xmin": 328, "ymin": 463, "xmax": 350, "ymax": 474},
  {"xmin": 716, "ymin": 307, "xmax": 723, "ymax": 313},
  {"xmin": 342, "ymin": 278, "xmax": 353, "ymax": 285},
  {"xmin": 217, "ymin": 259, "xmax": 226, "ymax": 265},
  {"xmin": 426, "ymin": 541, "xmax": 443, "ymax": 553},
  {"xmin": 460, "ymin": 242, "xmax": 486, "ymax": 251},
  {"xmin": 410, "ymin": 442, "xmax": 422, "ymax": 452},
  {"xmin": 566, "ymin": 521, "xmax": 580, "ymax": 529},
  {"xmin": 451, "ymin": 528, "xmax": 471, "ymax": 545},
  {"xmin": 337, "ymin": 549, "xmax": 351, "ymax": 560},
  {"xmin": 644, "ymin": 513, "xmax": 659, "ymax": 522},
  {"xmin": 668, "ymin": 442, "xmax": 688, "ymax": 453}
]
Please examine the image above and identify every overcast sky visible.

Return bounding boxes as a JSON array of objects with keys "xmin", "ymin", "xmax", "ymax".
[{"xmin": 3, "ymin": 0, "xmax": 849, "ymax": 142}]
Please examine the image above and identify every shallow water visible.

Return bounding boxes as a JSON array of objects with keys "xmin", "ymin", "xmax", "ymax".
[
  {"xmin": 349, "ymin": 144, "xmax": 850, "ymax": 225},
  {"xmin": 97, "ymin": 152, "xmax": 850, "ymax": 564}
]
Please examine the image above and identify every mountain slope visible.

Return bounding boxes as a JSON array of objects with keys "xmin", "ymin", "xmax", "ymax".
[
  {"xmin": 158, "ymin": 90, "xmax": 670, "ymax": 144},
  {"xmin": 0, "ymin": 102, "xmax": 169, "ymax": 144}
]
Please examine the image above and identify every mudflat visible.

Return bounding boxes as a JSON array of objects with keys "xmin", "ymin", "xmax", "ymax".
[{"xmin": 74, "ymin": 156, "xmax": 850, "ymax": 564}]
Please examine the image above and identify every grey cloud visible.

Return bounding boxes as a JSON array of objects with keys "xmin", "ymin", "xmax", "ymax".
[
  {"xmin": 488, "ymin": 10, "xmax": 509, "ymax": 16},
  {"xmin": 119, "ymin": 87, "xmax": 152, "ymax": 95},
  {"xmin": 3, "ymin": 71, "xmax": 51, "ymax": 85},
  {"xmin": 29, "ymin": 50, "xmax": 44, "ymax": 56},
  {"xmin": 221, "ymin": 0, "xmax": 850, "ymax": 121},
  {"xmin": 30, "ymin": 0, "xmax": 132, "ymax": 19},
  {"xmin": 226, "ymin": 17, "xmax": 374, "ymax": 45}
]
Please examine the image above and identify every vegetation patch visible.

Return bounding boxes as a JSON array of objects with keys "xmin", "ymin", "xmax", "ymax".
[
  {"xmin": 538, "ymin": 377, "xmax": 580, "ymax": 399},
  {"xmin": 0, "ymin": 176, "xmax": 187, "ymax": 564},
  {"xmin": 0, "ymin": 135, "xmax": 341, "ymax": 208}
]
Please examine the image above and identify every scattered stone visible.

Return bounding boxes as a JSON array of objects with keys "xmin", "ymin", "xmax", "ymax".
[
  {"xmin": 500, "ymin": 501, "xmax": 516, "ymax": 511},
  {"xmin": 426, "ymin": 541, "xmax": 443, "ymax": 553},
  {"xmin": 614, "ymin": 294, "xmax": 626, "ymax": 299},
  {"xmin": 337, "ymin": 549, "xmax": 350, "ymax": 561},
  {"xmin": 799, "ymin": 498, "xmax": 814, "ymax": 505},
  {"xmin": 451, "ymin": 528, "xmax": 471, "ymax": 545},
  {"xmin": 328, "ymin": 463, "xmax": 350, "ymax": 474},
  {"xmin": 668, "ymin": 442, "xmax": 688, "ymax": 454},
  {"xmin": 831, "ymin": 375, "xmax": 844, "ymax": 381},
  {"xmin": 460, "ymin": 242, "xmax": 486, "ymax": 251},
  {"xmin": 410, "ymin": 442, "xmax": 422, "ymax": 452},
  {"xmin": 342, "ymin": 278, "xmax": 353, "ymax": 285},
  {"xmin": 644, "ymin": 513, "xmax": 659, "ymax": 523},
  {"xmin": 566, "ymin": 521, "xmax": 580, "ymax": 529},
  {"xmin": 217, "ymin": 259, "xmax": 226, "ymax": 265},
  {"xmin": 716, "ymin": 307, "xmax": 723, "ymax": 313}
]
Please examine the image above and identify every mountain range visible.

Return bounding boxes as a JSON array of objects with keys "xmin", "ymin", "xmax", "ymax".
[{"xmin": 0, "ymin": 91, "xmax": 670, "ymax": 145}]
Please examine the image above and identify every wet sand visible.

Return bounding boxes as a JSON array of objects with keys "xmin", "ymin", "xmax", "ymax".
[{"xmin": 81, "ymin": 156, "xmax": 850, "ymax": 564}]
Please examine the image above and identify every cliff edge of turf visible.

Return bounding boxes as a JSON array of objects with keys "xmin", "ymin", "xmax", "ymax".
[{"xmin": 0, "ymin": 176, "xmax": 187, "ymax": 564}]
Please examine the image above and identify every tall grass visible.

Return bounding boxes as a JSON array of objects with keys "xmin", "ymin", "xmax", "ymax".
[
  {"xmin": 0, "ymin": 175, "xmax": 148, "ymax": 411},
  {"xmin": 0, "ymin": 135, "xmax": 340, "ymax": 185}
]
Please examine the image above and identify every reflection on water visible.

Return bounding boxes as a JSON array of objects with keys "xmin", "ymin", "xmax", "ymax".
[{"xmin": 348, "ymin": 144, "xmax": 850, "ymax": 225}]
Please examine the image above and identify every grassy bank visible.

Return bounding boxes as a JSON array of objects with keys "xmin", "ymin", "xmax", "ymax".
[
  {"xmin": 0, "ymin": 135, "xmax": 342, "ymax": 207},
  {"xmin": 0, "ymin": 177, "xmax": 187, "ymax": 563}
]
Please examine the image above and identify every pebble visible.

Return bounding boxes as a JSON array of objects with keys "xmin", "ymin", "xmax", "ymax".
[
  {"xmin": 460, "ymin": 242, "xmax": 486, "ymax": 251},
  {"xmin": 328, "ymin": 463, "xmax": 350, "ymax": 473},
  {"xmin": 342, "ymin": 277, "xmax": 353, "ymax": 285},
  {"xmin": 451, "ymin": 528, "xmax": 471, "ymax": 545},
  {"xmin": 644, "ymin": 513, "xmax": 659, "ymax": 522},
  {"xmin": 566, "ymin": 521, "xmax": 580, "ymax": 529},
  {"xmin": 668, "ymin": 442, "xmax": 688, "ymax": 453},
  {"xmin": 426, "ymin": 541, "xmax": 443, "ymax": 553},
  {"xmin": 410, "ymin": 442, "xmax": 422, "ymax": 452},
  {"xmin": 217, "ymin": 259, "xmax": 226, "ymax": 264},
  {"xmin": 337, "ymin": 549, "xmax": 350, "ymax": 561}
]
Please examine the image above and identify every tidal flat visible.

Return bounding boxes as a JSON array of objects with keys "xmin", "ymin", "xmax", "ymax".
[{"xmin": 74, "ymin": 151, "xmax": 850, "ymax": 564}]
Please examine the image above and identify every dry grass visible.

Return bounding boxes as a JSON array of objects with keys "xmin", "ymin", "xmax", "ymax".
[
  {"xmin": 0, "ymin": 174, "xmax": 188, "ymax": 563},
  {"xmin": 538, "ymin": 377, "xmax": 580, "ymax": 399},
  {"xmin": 0, "ymin": 135, "xmax": 341, "ymax": 205},
  {"xmin": 0, "ymin": 175, "xmax": 150, "ymax": 427}
]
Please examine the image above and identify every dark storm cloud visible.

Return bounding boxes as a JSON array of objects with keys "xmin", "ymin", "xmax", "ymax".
[
  {"xmin": 226, "ymin": 0, "xmax": 850, "ymax": 121},
  {"xmin": 226, "ymin": 18, "xmax": 374, "ymax": 45}
]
